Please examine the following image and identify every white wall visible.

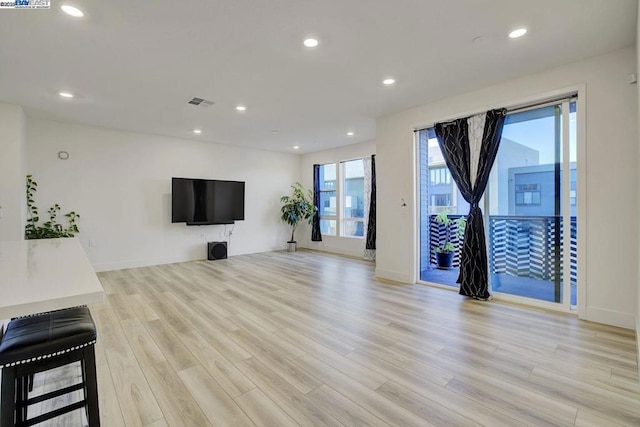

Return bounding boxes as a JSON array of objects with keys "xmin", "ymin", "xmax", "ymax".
[
  {"xmin": 298, "ymin": 140, "xmax": 376, "ymax": 258},
  {"xmin": 0, "ymin": 104, "xmax": 26, "ymax": 241},
  {"xmin": 376, "ymin": 47, "xmax": 638, "ymax": 329},
  {"xmin": 636, "ymin": 5, "xmax": 640, "ymax": 369},
  {"xmin": 26, "ymin": 119, "xmax": 300, "ymax": 271}
]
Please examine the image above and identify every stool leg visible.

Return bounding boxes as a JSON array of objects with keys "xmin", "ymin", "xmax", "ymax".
[
  {"xmin": 16, "ymin": 375, "xmax": 27, "ymax": 424},
  {"xmin": 1, "ymin": 366, "xmax": 17, "ymax": 427},
  {"xmin": 82, "ymin": 347, "xmax": 100, "ymax": 427}
]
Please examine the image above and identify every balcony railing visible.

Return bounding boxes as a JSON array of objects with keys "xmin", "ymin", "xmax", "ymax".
[
  {"xmin": 489, "ymin": 215, "xmax": 577, "ymax": 286},
  {"xmin": 428, "ymin": 215, "xmax": 577, "ymax": 287}
]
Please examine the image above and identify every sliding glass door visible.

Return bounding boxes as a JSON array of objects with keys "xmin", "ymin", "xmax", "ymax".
[
  {"xmin": 417, "ymin": 98, "xmax": 577, "ymax": 308},
  {"xmin": 487, "ymin": 99, "xmax": 577, "ymax": 307}
]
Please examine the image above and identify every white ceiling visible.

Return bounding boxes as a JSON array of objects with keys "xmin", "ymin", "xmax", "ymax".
[{"xmin": 0, "ymin": 0, "xmax": 636, "ymax": 153}]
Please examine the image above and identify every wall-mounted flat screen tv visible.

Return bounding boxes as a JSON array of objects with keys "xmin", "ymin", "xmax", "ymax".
[{"xmin": 172, "ymin": 178, "xmax": 245, "ymax": 225}]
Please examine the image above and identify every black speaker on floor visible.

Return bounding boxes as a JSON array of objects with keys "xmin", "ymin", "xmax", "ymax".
[{"xmin": 208, "ymin": 241, "xmax": 228, "ymax": 260}]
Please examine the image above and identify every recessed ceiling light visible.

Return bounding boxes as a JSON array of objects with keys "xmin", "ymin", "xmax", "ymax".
[
  {"xmin": 58, "ymin": 92, "xmax": 74, "ymax": 98},
  {"xmin": 236, "ymin": 105, "xmax": 247, "ymax": 111},
  {"xmin": 293, "ymin": 146, "xmax": 300, "ymax": 150},
  {"xmin": 303, "ymin": 38, "xmax": 319, "ymax": 48},
  {"xmin": 193, "ymin": 129, "xmax": 202, "ymax": 134},
  {"xmin": 347, "ymin": 132, "xmax": 354, "ymax": 136},
  {"xmin": 382, "ymin": 78, "xmax": 395, "ymax": 85},
  {"xmin": 509, "ymin": 28, "xmax": 527, "ymax": 38},
  {"xmin": 60, "ymin": 4, "xmax": 84, "ymax": 17}
]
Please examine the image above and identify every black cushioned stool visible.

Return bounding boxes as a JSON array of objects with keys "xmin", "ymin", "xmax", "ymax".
[{"xmin": 0, "ymin": 306, "xmax": 99, "ymax": 426}]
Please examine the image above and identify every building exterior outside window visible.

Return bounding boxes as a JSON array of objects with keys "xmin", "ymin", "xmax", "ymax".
[
  {"xmin": 318, "ymin": 164, "xmax": 337, "ymax": 235},
  {"xmin": 342, "ymin": 159, "xmax": 365, "ymax": 237}
]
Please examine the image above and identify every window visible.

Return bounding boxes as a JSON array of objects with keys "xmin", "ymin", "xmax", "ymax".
[
  {"xmin": 317, "ymin": 158, "xmax": 366, "ymax": 238},
  {"xmin": 319, "ymin": 164, "xmax": 337, "ymax": 235},
  {"xmin": 342, "ymin": 159, "xmax": 365, "ymax": 237}
]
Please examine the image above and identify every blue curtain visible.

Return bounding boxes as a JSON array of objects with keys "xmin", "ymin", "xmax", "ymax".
[{"xmin": 311, "ymin": 164, "xmax": 322, "ymax": 241}]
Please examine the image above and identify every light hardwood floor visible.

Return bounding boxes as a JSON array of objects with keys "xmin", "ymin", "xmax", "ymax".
[{"xmin": 32, "ymin": 250, "xmax": 639, "ymax": 426}]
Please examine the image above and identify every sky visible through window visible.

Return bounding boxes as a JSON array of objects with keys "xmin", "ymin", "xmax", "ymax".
[{"xmin": 428, "ymin": 106, "xmax": 576, "ymax": 167}]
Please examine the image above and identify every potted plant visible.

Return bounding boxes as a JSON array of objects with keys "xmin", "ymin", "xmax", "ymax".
[
  {"xmin": 280, "ymin": 182, "xmax": 317, "ymax": 252},
  {"xmin": 25, "ymin": 174, "xmax": 80, "ymax": 239},
  {"xmin": 433, "ymin": 211, "xmax": 466, "ymax": 269}
]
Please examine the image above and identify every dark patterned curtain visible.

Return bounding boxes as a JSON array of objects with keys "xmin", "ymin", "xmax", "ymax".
[
  {"xmin": 364, "ymin": 155, "xmax": 376, "ymax": 260},
  {"xmin": 434, "ymin": 109, "xmax": 506, "ymax": 299},
  {"xmin": 311, "ymin": 164, "xmax": 322, "ymax": 241}
]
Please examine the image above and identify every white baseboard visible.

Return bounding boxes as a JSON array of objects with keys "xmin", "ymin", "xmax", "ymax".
[
  {"xmin": 92, "ymin": 247, "xmax": 284, "ymax": 272},
  {"xmin": 92, "ymin": 255, "xmax": 202, "ymax": 272},
  {"xmin": 298, "ymin": 244, "xmax": 364, "ymax": 259},
  {"xmin": 582, "ymin": 306, "xmax": 635, "ymax": 330},
  {"xmin": 375, "ymin": 268, "xmax": 414, "ymax": 284},
  {"xmin": 636, "ymin": 318, "xmax": 640, "ymax": 380}
]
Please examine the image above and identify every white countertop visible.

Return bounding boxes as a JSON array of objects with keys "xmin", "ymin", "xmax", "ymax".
[{"xmin": 0, "ymin": 238, "xmax": 104, "ymax": 318}]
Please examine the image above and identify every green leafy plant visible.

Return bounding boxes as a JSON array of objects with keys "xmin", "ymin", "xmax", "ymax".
[
  {"xmin": 280, "ymin": 182, "xmax": 317, "ymax": 243},
  {"xmin": 433, "ymin": 211, "xmax": 466, "ymax": 253},
  {"xmin": 25, "ymin": 174, "xmax": 80, "ymax": 239}
]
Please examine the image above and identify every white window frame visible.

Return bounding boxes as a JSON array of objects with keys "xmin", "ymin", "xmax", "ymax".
[
  {"xmin": 318, "ymin": 163, "xmax": 338, "ymax": 236},
  {"xmin": 318, "ymin": 158, "xmax": 366, "ymax": 239}
]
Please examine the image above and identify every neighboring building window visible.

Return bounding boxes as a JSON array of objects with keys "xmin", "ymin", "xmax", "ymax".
[
  {"xmin": 342, "ymin": 159, "xmax": 365, "ymax": 238},
  {"xmin": 430, "ymin": 166, "xmax": 451, "ymax": 186},
  {"xmin": 319, "ymin": 164, "xmax": 337, "ymax": 235},
  {"xmin": 431, "ymin": 194, "xmax": 451, "ymax": 207},
  {"xmin": 515, "ymin": 184, "xmax": 541, "ymax": 206}
]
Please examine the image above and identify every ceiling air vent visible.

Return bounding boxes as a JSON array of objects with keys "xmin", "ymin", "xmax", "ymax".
[{"xmin": 187, "ymin": 97, "xmax": 215, "ymax": 107}]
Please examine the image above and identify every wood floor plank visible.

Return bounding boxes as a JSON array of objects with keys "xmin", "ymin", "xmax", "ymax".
[
  {"xmin": 178, "ymin": 365, "xmax": 256, "ymax": 427},
  {"xmin": 120, "ymin": 318, "xmax": 167, "ymax": 368},
  {"xmin": 376, "ymin": 380, "xmax": 481, "ymax": 427},
  {"xmin": 234, "ymin": 388, "xmax": 299, "ymax": 427},
  {"xmin": 574, "ymin": 409, "xmax": 626, "ymax": 426},
  {"xmin": 445, "ymin": 376, "xmax": 574, "ymax": 426},
  {"xmin": 127, "ymin": 293, "xmax": 161, "ymax": 321},
  {"xmin": 293, "ymin": 353, "xmax": 435, "ymax": 427},
  {"xmin": 95, "ymin": 341, "xmax": 127, "ymax": 427},
  {"xmin": 92, "ymin": 305, "xmax": 164, "ymax": 426},
  {"xmin": 142, "ymin": 319, "xmax": 198, "ymax": 372},
  {"xmin": 142, "ymin": 361, "xmax": 212, "ymax": 426},
  {"xmin": 174, "ymin": 326, "xmax": 256, "ymax": 398},
  {"xmin": 237, "ymin": 357, "xmax": 344, "ymax": 426},
  {"xmin": 228, "ymin": 328, "xmax": 320, "ymax": 394},
  {"xmin": 144, "ymin": 419, "xmax": 169, "ymax": 427},
  {"xmin": 281, "ymin": 327, "xmax": 388, "ymax": 390},
  {"xmin": 527, "ymin": 367, "xmax": 640, "ymax": 425},
  {"xmin": 107, "ymin": 292, "xmax": 139, "ymax": 321},
  {"xmin": 451, "ymin": 369, "xmax": 580, "ymax": 424},
  {"xmin": 307, "ymin": 384, "xmax": 390, "ymax": 427}
]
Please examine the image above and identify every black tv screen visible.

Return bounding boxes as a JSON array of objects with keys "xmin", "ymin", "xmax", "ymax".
[{"xmin": 172, "ymin": 178, "xmax": 245, "ymax": 225}]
